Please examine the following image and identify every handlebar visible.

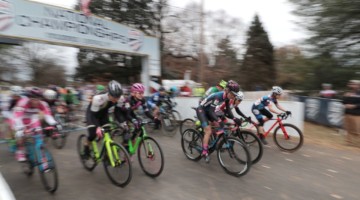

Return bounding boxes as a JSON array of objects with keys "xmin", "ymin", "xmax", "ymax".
[{"xmin": 277, "ymin": 112, "xmax": 291, "ymax": 120}]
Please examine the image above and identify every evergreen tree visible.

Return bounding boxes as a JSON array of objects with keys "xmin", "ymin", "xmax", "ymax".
[{"xmin": 241, "ymin": 15, "xmax": 275, "ymax": 91}]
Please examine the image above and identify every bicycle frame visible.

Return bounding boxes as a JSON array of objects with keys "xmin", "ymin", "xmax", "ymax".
[
  {"xmin": 91, "ymin": 130, "xmax": 120, "ymax": 168},
  {"xmin": 127, "ymin": 126, "xmax": 150, "ymax": 155},
  {"xmin": 260, "ymin": 116, "xmax": 290, "ymax": 139},
  {"xmin": 24, "ymin": 131, "xmax": 50, "ymax": 171}
]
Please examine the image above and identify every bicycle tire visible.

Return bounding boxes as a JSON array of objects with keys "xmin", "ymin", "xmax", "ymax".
[
  {"xmin": 77, "ymin": 134, "xmax": 97, "ymax": 171},
  {"xmin": 37, "ymin": 146, "xmax": 58, "ymax": 193},
  {"xmin": 217, "ymin": 136, "xmax": 251, "ymax": 177},
  {"xmin": 161, "ymin": 112, "xmax": 177, "ymax": 136},
  {"xmin": 236, "ymin": 130, "xmax": 263, "ymax": 164},
  {"xmin": 51, "ymin": 129, "xmax": 67, "ymax": 149},
  {"xmin": 179, "ymin": 118, "xmax": 195, "ymax": 135},
  {"xmin": 103, "ymin": 142, "xmax": 132, "ymax": 187},
  {"xmin": 137, "ymin": 136, "xmax": 164, "ymax": 177},
  {"xmin": 181, "ymin": 129, "xmax": 202, "ymax": 161},
  {"xmin": 273, "ymin": 123, "xmax": 304, "ymax": 152},
  {"xmin": 171, "ymin": 110, "xmax": 181, "ymax": 124}
]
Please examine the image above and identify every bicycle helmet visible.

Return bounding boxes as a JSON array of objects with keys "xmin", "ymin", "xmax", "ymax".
[
  {"xmin": 218, "ymin": 80, "xmax": 227, "ymax": 89},
  {"xmin": 10, "ymin": 86, "xmax": 23, "ymax": 96},
  {"xmin": 272, "ymin": 86, "xmax": 283, "ymax": 95},
  {"xmin": 235, "ymin": 91, "xmax": 244, "ymax": 101},
  {"xmin": 158, "ymin": 86, "xmax": 166, "ymax": 92},
  {"xmin": 43, "ymin": 89, "xmax": 57, "ymax": 100},
  {"xmin": 226, "ymin": 80, "xmax": 240, "ymax": 95},
  {"xmin": 26, "ymin": 87, "xmax": 43, "ymax": 98},
  {"xmin": 107, "ymin": 80, "xmax": 122, "ymax": 98},
  {"xmin": 131, "ymin": 83, "xmax": 145, "ymax": 93}
]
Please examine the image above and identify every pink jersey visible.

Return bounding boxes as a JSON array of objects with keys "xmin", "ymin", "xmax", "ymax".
[{"xmin": 13, "ymin": 97, "xmax": 56, "ymax": 131}]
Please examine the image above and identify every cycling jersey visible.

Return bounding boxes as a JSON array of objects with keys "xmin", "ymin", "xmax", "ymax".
[
  {"xmin": 13, "ymin": 97, "xmax": 57, "ymax": 131},
  {"xmin": 197, "ymin": 91, "xmax": 234, "ymax": 128},
  {"xmin": 147, "ymin": 92, "xmax": 170, "ymax": 108},
  {"xmin": 122, "ymin": 96, "xmax": 154, "ymax": 122},
  {"xmin": 86, "ymin": 93, "xmax": 126, "ymax": 141},
  {"xmin": 216, "ymin": 99, "xmax": 247, "ymax": 119},
  {"xmin": 252, "ymin": 95, "xmax": 278, "ymax": 110}
]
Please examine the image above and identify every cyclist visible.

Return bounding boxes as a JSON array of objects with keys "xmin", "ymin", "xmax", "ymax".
[
  {"xmin": 202, "ymin": 80, "xmax": 227, "ymax": 99},
  {"xmin": 43, "ymin": 89, "xmax": 58, "ymax": 113},
  {"xmin": 216, "ymin": 91, "xmax": 252, "ymax": 122},
  {"xmin": 122, "ymin": 83, "xmax": 157, "ymax": 131},
  {"xmin": 197, "ymin": 80, "xmax": 242, "ymax": 162},
  {"xmin": 13, "ymin": 88, "xmax": 60, "ymax": 162},
  {"xmin": 147, "ymin": 86, "xmax": 171, "ymax": 129},
  {"xmin": 251, "ymin": 86, "xmax": 291, "ymax": 145},
  {"xmin": 83, "ymin": 80, "xmax": 124, "ymax": 157}
]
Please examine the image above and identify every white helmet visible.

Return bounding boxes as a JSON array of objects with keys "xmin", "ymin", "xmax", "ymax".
[
  {"xmin": 272, "ymin": 86, "xmax": 283, "ymax": 95},
  {"xmin": 235, "ymin": 91, "xmax": 244, "ymax": 100},
  {"xmin": 10, "ymin": 86, "xmax": 23, "ymax": 96},
  {"xmin": 43, "ymin": 89, "xmax": 57, "ymax": 100}
]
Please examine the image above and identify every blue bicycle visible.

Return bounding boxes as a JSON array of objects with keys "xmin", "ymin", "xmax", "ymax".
[{"xmin": 22, "ymin": 127, "xmax": 58, "ymax": 193}]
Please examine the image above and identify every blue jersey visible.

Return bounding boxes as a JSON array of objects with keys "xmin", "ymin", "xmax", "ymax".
[
  {"xmin": 148, "ymin": 92, "xmax": 168, "ymax": 104},
  {"xmin": 253, "ymin": 95, "xmax": 278, "ymax": 110}
]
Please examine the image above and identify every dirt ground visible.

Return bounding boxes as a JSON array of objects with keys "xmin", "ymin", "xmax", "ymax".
[{"xmin": 304, "ymin": 121, "xmax": 359, "ymax": 151}]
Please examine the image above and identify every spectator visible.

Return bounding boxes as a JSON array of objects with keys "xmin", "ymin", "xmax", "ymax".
[
  {"xmin": 180, "ymin": 82, "xmax": 192, "ymax": 97},
  {"xmin": 342, "ymin": 80, "xmax": 360, "ymax": 148},
  {"xmin": 319, "ymin": 83, "xmax": 337, "ymax": 98}
]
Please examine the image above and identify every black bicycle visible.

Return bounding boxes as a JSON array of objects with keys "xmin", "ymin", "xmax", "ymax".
[{"xmin": 181, "ymin": 124, "xmax": 252, "ymax": 177}]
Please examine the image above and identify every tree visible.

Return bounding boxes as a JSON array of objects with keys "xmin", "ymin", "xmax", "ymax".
[
  {"xmin": 289, "ymin": 0, "xmax": 360, "ymax": 66},
  {"xmin": 241, "ymin": 15, "xmax": 275, "ymax": 91}
]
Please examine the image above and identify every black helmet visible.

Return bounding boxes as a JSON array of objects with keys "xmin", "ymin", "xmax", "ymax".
[
  {"xmin": 107, "ymin": 80, "xmax": 123, "ymax": 98},
  {"xmin": 226, "ymin": 80, "xmax": 240, "ymax": 94},
  {"xmin": 159, "ymin": 86, "xmax": 166, "ymax": 92}
]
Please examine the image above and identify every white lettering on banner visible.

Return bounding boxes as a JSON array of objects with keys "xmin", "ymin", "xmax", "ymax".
[
  {"xmin": 327, "ymin": 101, "xmax": 344, "ymax": 126},
  {"xmin": 305, "ymin": 98, "xmax": 320, "ymax": 119}
]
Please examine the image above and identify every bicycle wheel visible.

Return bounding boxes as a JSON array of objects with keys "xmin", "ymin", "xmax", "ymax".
[
  {"xmin": 103, "ymin": 142, "xmax": 132, "ymax": 187},
  {"xmin": 217, "ymin": 136, "xmax": 251, "ymax": 177},
  {"xmin": 171, "ymin": 110, "xmax": 181, "ymax": 124},
  {"xmin": 273, "ymin": 124, "xmax": 304, "ymax": 152},
  {"xmin": 181, "ymin": 129, "xmax": 202, "ymax": 161},
  {"xmin": 37, "ymin": 146, "xmax": 58, "ymax": 193},
  {"xmin": 161, "ymin": 112, "xmax": 177, "ymax": 136},
  {"xmin": 77, "ymin": 134, "xmax": 97, "ymax": 171},
  {"xmin": 23, "ymin": 145, "xmax": 35, "ymax": 176},
  {"xmin": 137, "ymin": 136, "xmax": 164, "ymax": 177},
  {"xmin": 51, "ymin": 129, "xmax": 67, "ymax": 149},
  {"xmin": 236, "ymin": 130, "xmax": 263, "ymax": 164},
  {"xmin": 179, "ymin": 118, "xmax": 195, "ymax": 135}
]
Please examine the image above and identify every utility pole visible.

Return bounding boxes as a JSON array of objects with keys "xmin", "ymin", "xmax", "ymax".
[{"xmin": 198, "ymin": 0, "xmax": 205, "ymax": 83}]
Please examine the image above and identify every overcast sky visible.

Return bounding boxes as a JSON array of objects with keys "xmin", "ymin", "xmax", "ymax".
[{"xmin": 31, "ymin": 0, "xmax": 306, "ymax": 73}]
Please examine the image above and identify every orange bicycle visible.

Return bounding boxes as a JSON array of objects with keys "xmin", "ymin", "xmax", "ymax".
[{"xmin": 250, "ymin": 113, "xmax": 303, "ymax": 152}]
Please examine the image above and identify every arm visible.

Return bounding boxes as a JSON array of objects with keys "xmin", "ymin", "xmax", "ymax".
[
  {"xmin": 234, "ymin": 106, "xmax": 247, "ymax": 118},
  {"xmin": 275, "ymin": 102, "xmax": 287, "ymax": 113},
  {"xmin": 268, "ymin": 103, "xmax": 282, "ymax": 115}
]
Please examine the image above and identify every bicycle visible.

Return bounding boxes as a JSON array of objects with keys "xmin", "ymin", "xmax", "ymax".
[
  {"xmin": 251, "ymin": 113, "xmax": 304, "ymax": 152},
  {"xmin": 77, "ymin": 124, "xmax": 132, "ymax": 187},
  {"xmin": 181, "ymin": 124, "xmax": 251, "ymax": 177},
  {"xmin": 22, "ymin": 127, "xmax": 59, "ymax": 193},
  {"xmin": 121, "ymin": 120, "xmax": 164, "ymax": 177},
  {"xmin": 42, "ymin": 125, "xmax": 67, "ymax": 149}
]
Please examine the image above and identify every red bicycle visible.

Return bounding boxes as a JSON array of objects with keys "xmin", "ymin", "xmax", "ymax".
[{"xmin": 249, "ymin": 113, "xmax": 303, "ymax": 152}]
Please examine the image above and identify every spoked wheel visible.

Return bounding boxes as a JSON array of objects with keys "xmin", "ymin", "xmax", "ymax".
[
  {"xmin": 179, "ymin": 118, "xmax": 196, "ymax": 135},
  {"xmin": 103, "ymin": 143, "xmax": 132, "ymax": 187},
  {"xmin": 217, "ymin": 137, "xmax": 251, "ymax": 177},
  {"xmin": 137, "ymin": 136, "xmax": 164, "ymax": 177},
  {"xmin": 236, "ymin": 130, "xmax": 263, "ymax": 164},
  {"xmin": 181, "ymin": 129, "xmax": 202, "ymax": 161},
  {"xmin": 171, "ymin": 110, "xmax": 181, "ymax": 125},
  {"xmin": 51, "ymin": 129, "xmax": 67, "ymax": 149},
  {"xmin": 37, "ymin": 146, "xmax": 58, "ymax": 193},
  {"xmin": 273, "ymin": 124, "xmax": 304, "ymax": 152},
  {"xmin": 161, "ymin": 112, "xmax": 177, "ymax": 136},
  {"xmin": 77, "ymin": 134, "xmax": 97, "ymax": 171}
]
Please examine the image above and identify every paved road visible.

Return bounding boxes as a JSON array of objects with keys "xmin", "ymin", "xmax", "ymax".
[{"xmin": 1, "ymin": 129, "xmax": 360, "ymax": 200}]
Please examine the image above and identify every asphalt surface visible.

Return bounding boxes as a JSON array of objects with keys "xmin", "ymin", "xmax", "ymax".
[{"xmin": 1, "ymin": 127, "xmax": 360, "ymax": 200}]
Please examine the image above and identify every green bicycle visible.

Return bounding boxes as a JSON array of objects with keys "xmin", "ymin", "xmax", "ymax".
[
  {"xmin": 77, "ymin": 124, "xmax": 132, "ymax": 187},
  {"xmin": 115, "ymin": 120, "xmax": 165, "ymax": 177}
]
